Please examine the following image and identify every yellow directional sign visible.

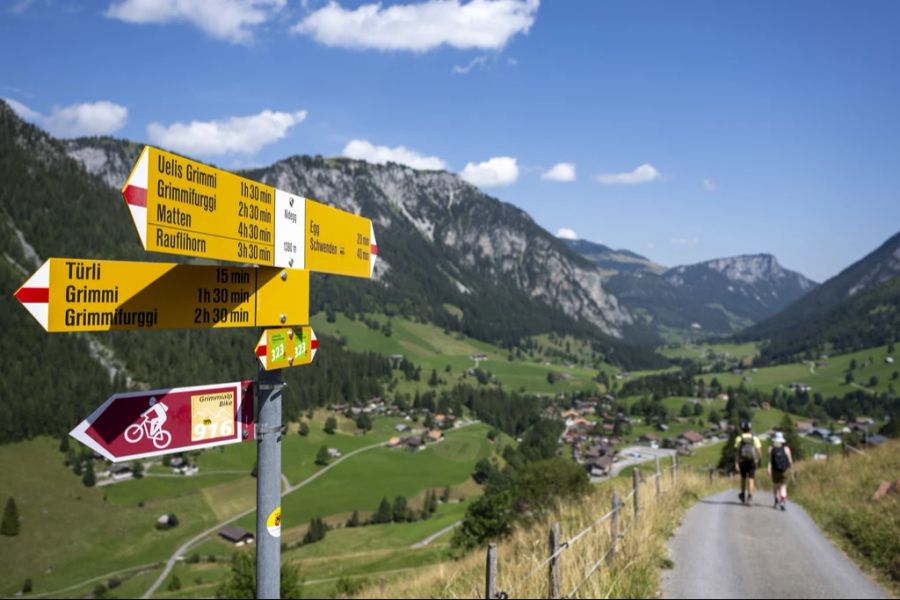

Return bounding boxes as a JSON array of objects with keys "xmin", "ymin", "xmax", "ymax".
[
  {"xmin": 307, "ymin": 201, "xmax": 376, "ymax": 278},
  {"xmin": 123, "ymin": 146, "xmax": 377, "ymax": 277},
  {"xmin": 255, "ymin": 326, "xmax": 318, "ymax": 370},
  {"xmin": 13, "ymin": 258, "xmax": 309, "ymax": 332}
]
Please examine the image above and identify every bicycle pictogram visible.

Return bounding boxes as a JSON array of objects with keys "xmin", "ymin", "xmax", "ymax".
[{"xmin": 124, "ymin": 397, "xmax": 172, "ymax": 449}]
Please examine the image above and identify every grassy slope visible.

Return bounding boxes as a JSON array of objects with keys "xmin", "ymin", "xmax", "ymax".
[
  {"xmin": 0, "ymin": 438, "xmax": 221, "ymax": 596},
  {"xmin": 791, "ymin": 440, "xmax": 900, "ymax": 596},
  {"xmin": 234, "ymin": 423, "xmax": 494, "ymax": 531},
  {"xmin": 311, "ymin": 312, "xmax": 606, "ymax": 395},
  {"xmin": 694, "ymin": 344, "xmax": 897, "ymax": 399},
  {"xmin": 363, "ymin": 470, "xmax": 730, "ymax": 598},
  {"xmin": 660, "ymin": 341, "xmax": 758, "ymax": 364},
  {"xmin": 0, "ymin": 422, "xmax": 497, "ymax": 598}
]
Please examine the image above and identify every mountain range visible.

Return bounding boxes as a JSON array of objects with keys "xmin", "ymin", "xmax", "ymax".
[
  {"xmin": 565, "ymin": 239, "xmax": 817, "ymax": 342},
  {"xmin": 2, "ymin": 98, "xmax": 898, "ymax": 442},
  {"xmin": 60, "ymin": 128, "xmax": 822, "ymax": 347}
]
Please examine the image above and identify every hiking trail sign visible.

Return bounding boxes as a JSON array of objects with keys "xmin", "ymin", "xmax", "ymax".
[
  {"xmin": 70, "ymin": 381, "xmax": 254, "ymax": 462},
  {"xmin": 123, "ymin": 145, "xmax": 377, "ymax": 278},
  {"xmin": 255, "ymin": 326, "xmax": 318, "ymax": 370},
  {"xmin": 13, "ymin": 258, "xmax": 309, "ymax": 332}
]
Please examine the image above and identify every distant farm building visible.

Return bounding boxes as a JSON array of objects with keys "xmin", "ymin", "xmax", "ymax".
[{"xmin": 219, "ymin": 526, "xmax": 254, "ymax": 546}]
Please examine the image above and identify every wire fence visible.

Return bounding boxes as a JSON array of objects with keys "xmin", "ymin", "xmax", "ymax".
[{"xmin": 484, "ymin": 454, "xmax": 723, "ymax": 599}]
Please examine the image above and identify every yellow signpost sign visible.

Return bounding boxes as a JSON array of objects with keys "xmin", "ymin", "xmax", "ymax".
[
  {"xmin": 255, "ymin": 326, "xmax": 318, "ymax": 370},
  {"xmin": 123, "ymin": 146, "xmax": 377, "ymax": 278},
  {"xmin": 13, "ymin": 258, "xmax": 309, "ymax": 332}
]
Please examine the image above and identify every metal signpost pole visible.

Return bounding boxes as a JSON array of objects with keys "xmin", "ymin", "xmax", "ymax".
[{"xmin": 256, "ymin": 360, "xmax": 284, "ymax": 599}]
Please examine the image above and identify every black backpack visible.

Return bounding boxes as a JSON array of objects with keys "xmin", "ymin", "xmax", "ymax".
[{"xmin": 771, "ymin": 445, "xmax": 789, "ymax": 472}]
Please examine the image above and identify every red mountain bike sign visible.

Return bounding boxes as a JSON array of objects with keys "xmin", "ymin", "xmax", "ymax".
[{"xmin": 70, "ymin": 381, "xmax": 254, "ymax": 462}]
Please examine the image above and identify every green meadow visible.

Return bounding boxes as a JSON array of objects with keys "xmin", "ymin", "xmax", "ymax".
[
  {"xmin": 0, "ymin": 421, "xmax": 499, "ymax": 598},
  {"xmin": 697, "ymin": 344, "xmax": 897, "ymax": 399},
  {"xmin": 311, "ymin": 312, "xmax": 607, "ymax": 395}
]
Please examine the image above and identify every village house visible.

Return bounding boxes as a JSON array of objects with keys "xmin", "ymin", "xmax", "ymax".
[
  {"xmin": 796, "ymin": 420, "xmax": 814, "ymax": 434},
  {"xmin": 404, "ymin": 436, "xmax": 424, "ymax": 451},
  {"xmin": 386, "ymin": 436, "xmax": 401, "ymax": 448},
  {"xmin": 678, "ymin": 430, "xmax": 705, "ymax": 449},
  {"xmin": 638, "ymin": 432, "xmax": 659, "ymax": 445},
  {"xmin": 219, "ymin": 526, "xmax": 254, "ymax": 546},
  {"xmin": 394, "ymin": 423, "xmax": 410, "ymax": 433},
  {"xmin": 327, "ymin": 448, "xmax": 342, "ymax": 459},
  {"xmin": 108, "ymin": 464, "xmax": 133, "ymax": 481},
  {"xmin": 585, "ymin": 455, "xmax": 614, "ymax": 478},
  {"xmin": 427, "ymin": 430, "xmax": 444, "ymax": 443},
  {"xmin": 788, "ymin": 382, "xmax": 812, "ymax": 393}
]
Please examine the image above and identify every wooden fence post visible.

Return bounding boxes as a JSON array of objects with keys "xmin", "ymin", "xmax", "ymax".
[
  {"xmin": 485, "ymin": 543, "xmax": 496, "ymax": 600},
  {"xmin": 548, "ymin": 521, "xmax": 560, "ymax": 599},
  {"xmin": 655, "ymin": 456, "xmax": 661, "ymax": 496},
  {"xmin": 610, "ymin": 491, "xmax": 619, "ymax": 563},
  {"xmin": 632, "ymin": 468, "xmax": 640, "ymax": 525},
  {"xmin": 672, "ymin": 453, "xmax": 678, "ymax": 486}
]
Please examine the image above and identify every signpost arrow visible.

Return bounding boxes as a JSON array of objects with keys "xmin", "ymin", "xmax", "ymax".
[
  {"xmin": 70, "ymin": 381, "xmax": 254, "ymax": 462},
  {"xmin": 13, "ymin": 258, "xmax": 309, "ymax": 332},
  {"xmin": 123, "ymin": 145, "xmax": 377, "ymax": 278},
  {"xmin": 255, "ymin": 326, "xmax": 318, "ymax": 370}
]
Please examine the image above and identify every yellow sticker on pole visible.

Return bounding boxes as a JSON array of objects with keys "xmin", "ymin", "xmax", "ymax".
[{"xmin": 266, "ymin": 506, "xmax": 282, "ymax": 538}]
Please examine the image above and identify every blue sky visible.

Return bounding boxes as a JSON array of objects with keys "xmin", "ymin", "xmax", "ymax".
[{"xmin": 2, "ymin": 0, "xmax": 898, "ymax": 282}]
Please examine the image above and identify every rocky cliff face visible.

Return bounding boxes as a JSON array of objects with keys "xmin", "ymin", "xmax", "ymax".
[{"xmin": 665, "ymin": 254, "xmax": 816, "ymax": 309}]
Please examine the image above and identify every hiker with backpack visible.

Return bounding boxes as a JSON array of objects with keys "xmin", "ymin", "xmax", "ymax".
[
  {"xmin": 768, "ymin": 431, "xmax": 794, "ymax": 511},
  {"xmin": 734, "ymin": 420, "xmax": 762, "ymax": 505}
]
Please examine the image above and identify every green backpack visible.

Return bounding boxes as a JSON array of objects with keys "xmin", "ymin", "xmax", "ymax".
[{"xmin": 738, "ymin": 435, "xmax": 757, "ymax": 462}]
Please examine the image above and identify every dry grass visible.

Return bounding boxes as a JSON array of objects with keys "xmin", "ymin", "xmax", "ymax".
[
  {"xmin": 361, "ymin": 468, "xmax": 727, "ymax": 598},
  {"xmin": 791, "ymin": 440, "xmax": 900, "ymax": 596}
]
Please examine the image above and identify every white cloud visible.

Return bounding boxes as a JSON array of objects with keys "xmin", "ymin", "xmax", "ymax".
[
  {"xmin": 542, "ymin": 162, "xmax": 576, "ymax": 182},
  {"xmin": 293, "ymin": 0, "xmax": 539, "ymax": 52},
  {"xmin": 594, "ymin": 163, "xmax": 661, "ymax": 185},
  {"xmin": 147, "ymin": 109, "xmax": 307, "ymax": 156},
  {"xmin": 3, "ymin": 97, "xmax": 41, "ymax": 121},
  {"xmin": 3, "ymin": 98, "xmax": 128, "ymax": 137},
  {"xmin": 460, "ymin": 156, "xmax": 518, "ymax": 187},
  {"xmin": 702, "ymin": 178, "xmax": 716, "ymax": 191},
  {"xmin": 453, "ymin": 55, "xmax": 490, "ymax": 74},
  {"xmin": 670, "ymin": 237, "xmax": 700, "ymax": 247},
  {"xmin": 105, "ymin": 0, "xmax": 285, "ymax": 44},
  {"xmin": 342, "ymin": 139, "xmax": 447, "ymax": 170},
  {"xmin": 556, "ymin": 228, "xmax": 578, "ymax": 240}
]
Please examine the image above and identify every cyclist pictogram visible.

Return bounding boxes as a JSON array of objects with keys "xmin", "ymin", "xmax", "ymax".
[{"xmin": 124, "ymin": 397, "xmax": 172, "ymax": 449}]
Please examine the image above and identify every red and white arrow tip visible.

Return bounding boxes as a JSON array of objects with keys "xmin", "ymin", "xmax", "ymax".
[
  {"xmin": 13, "ymin": 260, "xmax": 50, "ymax": 331},
  {"xmin": 369, "ymin": 222, "xmax": 378, "ymax": 278},
  {"xmin": 121, "ymin": 146, "xmax": 149, "ymax": 248}
]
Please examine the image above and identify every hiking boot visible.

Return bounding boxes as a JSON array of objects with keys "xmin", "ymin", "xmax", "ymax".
[
  {"xmin": 738, "ymin": 492, "xmax": 745, "ymax": 504},
  {"xmin": 747, "ymin": 494, "xmax": 753, "ymax": 505},
  {"xmin": 780, "ymin": 500, "xmax": 786, "ymax": 511},
  {"xmin": 774, "ymin": 498, "xmax": 779, "ymax": 509}
]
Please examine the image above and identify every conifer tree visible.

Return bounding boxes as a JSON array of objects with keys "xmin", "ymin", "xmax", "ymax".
[
  {"xmin": 82, "ymin": 460, "xmax": 96, "ymax": 487},
  {"xmin": 346, "ymin": 510, "xmax": 360, "ymax": 528},
  {"xmin": 1, "ymin": 497, "xmax": 20, "ymax": 536},
  {"xmin": 315, "ymin": 445, "xmax": 330, "ymax": 466}
]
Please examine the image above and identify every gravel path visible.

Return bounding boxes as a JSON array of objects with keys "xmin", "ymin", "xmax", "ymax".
[{"xmin": 662, "ymin": 489, "xmax": 887, "ymax": 599}]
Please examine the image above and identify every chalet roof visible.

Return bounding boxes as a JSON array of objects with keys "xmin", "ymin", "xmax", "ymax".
[
  {"xmin": 219, "ymin": 526, "xmax": 253, "ymax": 543},
  {"xmin": 680, "ymin": 431, "xmax": 705, "ymax": 444}
]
